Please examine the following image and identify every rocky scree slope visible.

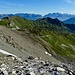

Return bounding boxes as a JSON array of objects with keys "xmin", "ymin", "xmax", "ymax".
[{"xmin": 0, "ymin": 25, "xmax": 59, "ymax": 63}]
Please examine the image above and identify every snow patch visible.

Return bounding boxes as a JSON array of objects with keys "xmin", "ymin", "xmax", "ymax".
[
  {"xmin": 0, "ymin": 49, "xmax": 17, "ymax": 57},
  {"xmin": 45, "ymin": 52, "xmax": 52, "ymax": 56},
  {"xmin": 57, "ymin": 67, "xmax": 65, "ymax": 72},
  {"xmin": 30, "ymin": 71, "xmax": 35, "ymax": 75},
  {"xmin": 69, "ymin": 44, "xmax": 75, "ymax": 50},
  {"xmin": 61, "ymin": 44, "xmax": 68, "ymax": 47},
  {"xmin": 16, "ymin": 26, "xmax": 20, "ymax": 30},
  {"xmin": 0, "ymin": 49, "xmax": 22, "ymax": 62}
]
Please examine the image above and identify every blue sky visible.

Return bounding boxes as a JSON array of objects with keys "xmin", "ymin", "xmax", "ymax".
[{"xmin": 0, "ymin": 0, "xmax": 75, "ymax": 15}]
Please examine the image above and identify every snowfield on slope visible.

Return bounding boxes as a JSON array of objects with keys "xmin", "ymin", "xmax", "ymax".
[
  {"xmin": 0, "ymin": 49, "xmax": 22, "ymax": 61},
  {"xmin": 45, "ymin": 52, "xmax": 52, "ymax": 56},
  {"xmin": 0, "ymin": 49, "xmax": 17, "ymax": 57}
]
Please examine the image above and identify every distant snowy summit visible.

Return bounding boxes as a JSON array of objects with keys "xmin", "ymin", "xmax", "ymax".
[{"xmin": 0, "ymin": 13, "xmax": 75, "ymax": 21}]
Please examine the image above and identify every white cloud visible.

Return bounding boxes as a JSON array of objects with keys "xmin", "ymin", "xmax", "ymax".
[
  {"xmin": 65, "ymin": 0, "xmax": 72, "ymax": 3},
  {"xmin": 64, "ymin": 0, "xmax": 75, "ymax": 6},
  {"xmin": 64, "ymin": 0, "xmax": 75, "ymax": 5},
  {"xmin": 60, "ymin": 8, "xmax": 67, "ymax": 12},
  {"xmin": 60, "ymin": 7, "xmax": 70, "ymax": 14},
  {"xmin": 60, "ymin": 7, "xmax": 75, "ymax": 15},
  {"xmin": 69, "ymin": 10, "xmax": 75, "ymax": 14}
]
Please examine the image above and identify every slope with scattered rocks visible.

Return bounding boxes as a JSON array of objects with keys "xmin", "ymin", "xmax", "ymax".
[{"xmin": 0, "ymin": 25, "xmax": 59, "ymax": 63}]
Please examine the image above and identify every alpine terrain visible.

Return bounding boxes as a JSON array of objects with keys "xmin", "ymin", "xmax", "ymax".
[{"xmin": 0, "ymin": 16, "xmax": 75, "ymax": 75}]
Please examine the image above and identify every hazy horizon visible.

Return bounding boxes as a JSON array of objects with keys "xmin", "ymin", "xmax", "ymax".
[
  {"xmin": 0, "ymin": 0, "xmax": 75, "ymax": 15},
  {"xmin": 0, "ymin": 12, "xmax": 75, "ymax": 15}
]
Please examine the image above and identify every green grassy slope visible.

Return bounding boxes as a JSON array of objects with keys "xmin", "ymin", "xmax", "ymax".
[
  {"xmin": 0, "ymin": 20, "xmax": 9, "ymax": 25},
  {"xmin": 40, "ymin": 31, "xmax": 75, "ymax": 61},
  {"xmin": 31, "ymin": 17, "xmax": 75, "ymax": 61},
  {"xmin": 1, "ymin": 16, "xmax": 75, "ymax": 61},
  {"xmin": 9, "ymin": 16, "xmax": 34, "ymax": 30}
]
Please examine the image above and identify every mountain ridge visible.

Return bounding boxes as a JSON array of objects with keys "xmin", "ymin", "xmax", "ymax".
[
  {"xmin": 0, "ymin": 16, "xmax": 75, "ymax": 63},
  {"xmin": 44, "ymin": 13, "xmax": 75, "ymax": 21},
  {"xmin": 0, "ymin": 13, "xmax": 75, "ymax": 21},
  {"xmin": 0, "ymin": 16, "xmax": 75, "ymax": 62}
]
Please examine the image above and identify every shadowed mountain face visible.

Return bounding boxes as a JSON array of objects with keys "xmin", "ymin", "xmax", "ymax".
[
  {"xmin": 36, "ymin": 17, "xmax": 64, "ymax": 26},
  {"xmin": 34, "ymin": 17, "xmax": 75, "ymax": 33},
  {"xmin": 64, "ymin": 17, "xmax": 75, "ymax": 24},
  {"xmin": 44, "ymin": 13, "xmax": 75, "ymax": 21}
]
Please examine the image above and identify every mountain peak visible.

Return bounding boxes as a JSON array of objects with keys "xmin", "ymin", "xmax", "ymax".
[{"xmin": 44, "ymin": 13, "xmax": 75, "ymax": 21}]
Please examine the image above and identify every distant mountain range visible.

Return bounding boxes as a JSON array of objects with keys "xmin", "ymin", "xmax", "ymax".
[
  {"xmin": 44, "ymin": 13, "xmax": 75, "ymax": 21},
  {"xmin": 0, "ymin": 13, "xmax": 75, "ymax": 21},
  {"xmin": 0, "ymin": 13, "xmax": 42, "ymax": 20},
  {"xmin": 64, "ymin": 17, "xmax": 75, "ymax": 24}
]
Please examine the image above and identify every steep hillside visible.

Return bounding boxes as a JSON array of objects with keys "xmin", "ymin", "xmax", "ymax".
[
  {"xmin": 0, "ymin": 16, "xmax": 75, "ymax": 63},
  {"xmin": 0, "ymin": 25, "xmax": 59, "ymax": 63},
  {"xmin": 9, "ymin": 16, "xmax": 34, "ymax": 30},
  {"xmin": 0, "ymin": 17, "xmax": 9, "ymax": 25},
  {"xmin": 31, "ymin": 17, "xmax": 75, "ymax": 61},
  {"xmin": 64, "ymin": 17, "xmax": 75, "ymax": 24},
  {"xmin": 33, "ymin": 17, "xmax": 75, "ymax": 33},
  {"xmin": 40, "ymin": 31, "xmax": 75, "ymax": 61}
]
